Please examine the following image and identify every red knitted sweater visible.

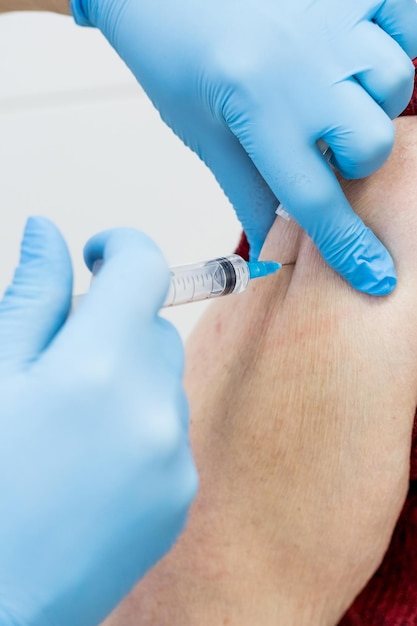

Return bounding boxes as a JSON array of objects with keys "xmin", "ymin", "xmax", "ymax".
[{"xmin": 235, "ymin": 58, "xmax": 417, "ymax": 624}]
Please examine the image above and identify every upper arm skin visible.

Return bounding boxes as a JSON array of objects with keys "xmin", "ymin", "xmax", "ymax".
[
  {"xmin": 103, "ymin": 117, "xmax": 417, "ymax": 626},
  {"xmin": 0, "ymin": 1, "xmax": 69, "ymax": 13}
]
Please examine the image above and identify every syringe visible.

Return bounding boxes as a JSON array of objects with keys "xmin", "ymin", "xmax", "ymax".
[
  {"xmin": 164, "ymin": 254, "xmax": 280, "ymax": 307},
  {"xmin": 72, "ymin": 254, "xmax": 280, "ymax": 310}
]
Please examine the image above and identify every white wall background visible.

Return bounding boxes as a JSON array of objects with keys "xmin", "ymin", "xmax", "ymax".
[{"xmin": 0, "ymin": 11, "xmax": 240, "ymax": 339}]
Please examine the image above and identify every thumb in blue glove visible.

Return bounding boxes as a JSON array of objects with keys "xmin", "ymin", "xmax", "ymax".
[
  {"xmin": 71, "ymin": 0, "xmax": 417, "ymax": 295},
  {"xmin": 0, "ymin": 217, "xmax": 197, "ymax": 626}
]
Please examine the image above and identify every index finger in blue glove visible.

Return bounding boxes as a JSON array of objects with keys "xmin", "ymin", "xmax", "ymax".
[
  {"xmin": 235, "ymin": 125, "xmax": 396, "ymax": 295},
  {"xmin": 67, "ymin": 228, "xmax": 180, "ymax": 371},
  {"xmin": 83, "ymin": 228, "xmax": 171, "ymax": 320},
  {"xmin": 373, "ymin": 0, "xmax": 417, "ymax": 59}
]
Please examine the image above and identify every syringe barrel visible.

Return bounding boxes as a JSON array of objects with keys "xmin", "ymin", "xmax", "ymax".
[{"xmin": 163, "ymin": 254, "xmax": 250, "ymax": 307}]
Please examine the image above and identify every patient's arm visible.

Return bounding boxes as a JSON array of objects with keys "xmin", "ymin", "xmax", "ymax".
[
  {"xmin": 103, "ymin": 116, "xmax": 417, "ymax": 626},
  {"xmin": 0, "ymin": 0, "xmax": 69, "ymax": 13}
]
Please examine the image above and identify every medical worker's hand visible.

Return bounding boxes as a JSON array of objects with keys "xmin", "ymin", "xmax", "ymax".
[
  {"xmin": 70, "ymin": 0, "xmax": 417, "ymax": 296},
  {"xmin": 0, "ymin": 217, "xmax": 197, "ymax": 626}
]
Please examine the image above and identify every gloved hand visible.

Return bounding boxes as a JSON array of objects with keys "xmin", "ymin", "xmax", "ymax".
[
  {"xmin": 71, "ymin": 0, "xmax": 417, "ymax": 295},
  {"xmin": 0, "ymin": 217, "xmax": 197, "ymax": 626}
]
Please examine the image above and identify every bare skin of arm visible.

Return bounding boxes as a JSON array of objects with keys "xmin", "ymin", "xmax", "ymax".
[
  {"xmin": 0, "ymin": 1, "xmax": 69, "ymax": 13},
  {"xmin": 105, "ymin": 117, "xmax": 417, "ymax": 625}
]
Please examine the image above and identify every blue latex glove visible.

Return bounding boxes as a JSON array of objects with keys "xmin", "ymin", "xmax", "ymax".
[
  {"xmin": 71, "ymin": 0, "xmax": 417, "ymax": 295},
  {"xmin": 0, "ymin": 217, "xmax": 197, "ymax": 626}
]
